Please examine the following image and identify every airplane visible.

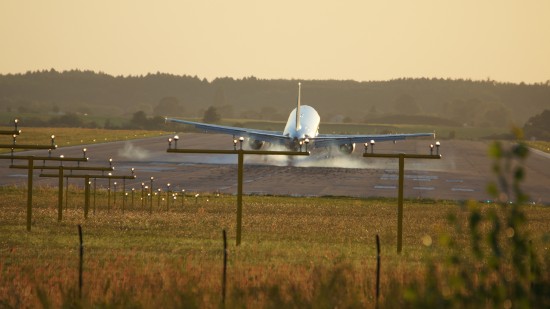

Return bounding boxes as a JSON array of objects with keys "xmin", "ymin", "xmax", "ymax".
[{"xmin": 165, "ymin": 83, "xmax": 434, "ymax": 155}]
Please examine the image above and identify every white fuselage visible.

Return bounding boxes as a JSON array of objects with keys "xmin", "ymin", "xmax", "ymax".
[{"xmin": 283, "ymin": 105, "xmax": 320, "ymax": 140}]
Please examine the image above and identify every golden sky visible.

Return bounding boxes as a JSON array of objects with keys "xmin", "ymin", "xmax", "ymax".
[{"xmin": 1, "ymin": 0, "xmax": 549, "ymax": 83}]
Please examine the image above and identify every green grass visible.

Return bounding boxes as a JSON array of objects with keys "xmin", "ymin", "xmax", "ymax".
[
  {"xmin": 0, "ymin": 127, "xmax": 170, "ymax": 153},
  {"xmin": 526, "ymin": 141, "xmax": 550, "ymax": 153},
  {"xmin": 1, "ymin": 186, "xmax": 549, "ymax": 307}
]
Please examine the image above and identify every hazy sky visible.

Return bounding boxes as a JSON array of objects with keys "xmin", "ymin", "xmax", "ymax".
[{"xmin": 1, "ymin": 0, "xmax": 549, "ymax": 83}]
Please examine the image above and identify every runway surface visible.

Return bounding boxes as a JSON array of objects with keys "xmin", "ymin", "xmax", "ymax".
[{"xmin": 1, "ymin": 133, "xmax": 548, "ymax": 204}]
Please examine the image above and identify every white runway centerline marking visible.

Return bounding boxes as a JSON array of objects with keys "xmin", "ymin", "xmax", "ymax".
[
  {"xmin": 413, "ymin": 186, "xmax": 435, "ymax": 190},
  {"xmin": 374, "ymin": 185, "xmax": 397, "ymax": 189},
  {"xmin": 451, "ymin": 188, "xmax": 475, "ymax": 192}
]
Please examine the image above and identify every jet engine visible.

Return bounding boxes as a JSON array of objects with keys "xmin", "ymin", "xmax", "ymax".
[
  {"xmin": 248, "ymin": 139, "xmax": 265, "ymax": 150},
  {"xmin": 338, "ymin": 143, "xmax": 355, "ymax": 154}
]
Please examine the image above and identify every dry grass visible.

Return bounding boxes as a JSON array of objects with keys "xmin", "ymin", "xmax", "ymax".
[{"xmin": 1, "ymin": 185, "xmax": 549, "ymax": 307}]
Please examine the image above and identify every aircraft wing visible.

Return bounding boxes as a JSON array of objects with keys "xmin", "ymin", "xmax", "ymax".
[
  {"xmin": 311, "ymin": 132, "xmax": 435, "ymax": 147},
  {"xmin": 166, "ymin": 118, "xmax": 289, "ymax": 144}
]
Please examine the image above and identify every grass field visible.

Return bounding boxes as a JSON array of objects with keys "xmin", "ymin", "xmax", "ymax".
[
  {"xmin": 0, "ymin": 127, "xmax": 170, "ymax": 154},
  {"xmin": 1, "ymin": 186, "xmax": 549, "ymax": 308},
  {"xmin": 526, "ymin": 141, "xmax": 550, "ymax": 154}
]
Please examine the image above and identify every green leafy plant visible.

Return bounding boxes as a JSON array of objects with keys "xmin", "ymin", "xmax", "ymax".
[{"xmin": 399, "ymin": 129, "xmax": 550, "ymax": 308}]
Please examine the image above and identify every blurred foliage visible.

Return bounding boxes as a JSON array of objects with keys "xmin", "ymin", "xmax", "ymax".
[{"xmin": 398, "ymin": 130, "xmax": 550, "ymax": 308}]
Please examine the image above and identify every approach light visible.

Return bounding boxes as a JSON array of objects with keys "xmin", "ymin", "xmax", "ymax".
[
  {"xmin": 83, "ymin": 148, "xmax": 87, "ymax": 158},
  {"xmin": 173, "ymin": 135, "xmax": 179, "ymax": 148},
  {"xmin": 14, "ymin": 119, "xmax": 18, "ymax": 131},
  {"xmin": 239, "ymin": 137, "xmax": 244, "ymax": 149},
  {"xmin": 435, "ymin": 141, "xmax": 441, "ymax": 155},
  {"xmin": 233, "ymin": 139, "xmax": 238, "ymax": 150},
  {"xmin": 131, "ymin": 168, "xmax": 135, "ymax": 175},
  {"xmin": 12, "ymin": 134, "xmax": 16, "ymax": 144},
  {"xmin": 109, "ymin": 158, "xmax": 113, "ymax": 167},
  {"xmin": 304, "ymin": 138, "xmax": 310, "ymax": 152},
  {"xmin": 430, "ymin": 144, "xmax": 434, "ymax": 155},
  {"xmin": 370, "ymin": 140, "xmax": 375, "ymax": 153},
  {"xmin": 168, "ymin": 138, "xmax": 172, "ymax": 149},
  {"xmin": 364, "ymin": 143, "xmax": 369, "ymax": 153}
]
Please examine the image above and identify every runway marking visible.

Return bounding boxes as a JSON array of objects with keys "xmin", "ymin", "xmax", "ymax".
[
  {"xmin": 9, "ymin": 174, "xmax": 27, "ymax": 178},
  {"xmin": 413, "ymin": 186, "xmax": 435, "ymax": 190},
  {"xmin": 381, "ymin": 174, "xmax": 438, "ymax": 181},
  {"xmin": 134, "ymin": 167, "xmax": 175, "ymax": 172},
  {"xmin": 451, "ymin": 188, "xmax": 475, "ymax": 192},
  {"xmin": 374, "ymin": 185, "xmax": 397, "ymax": 189},
  {"xmin": 446, "ymin": 179, "xmax": 464, "ymax": 183}
]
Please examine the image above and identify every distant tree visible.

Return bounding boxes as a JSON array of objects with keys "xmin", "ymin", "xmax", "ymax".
[
  {"xmin": 260, "ymin": 106, "xmax": 282, "ymax": 120},
  {"xmin": 203, "ymin": 106, "xmax": 221, "ymax": 123},
  {"xmin": 524, "ymin": 110, "xmax": 550, "ymax": 140},
  {"xmin": 129, "ymin": 110, "xmax": 164, "ymax": 130},
  {"xmin": 50, "ymin": 113, "xmax": 83, "ymax": 127},
  {"xmin": 217, "ymin": 105, "xmax": 234, "ymax": 119},
  {"xmin": 153, "ymin": 97, "xmax": 182, "ymax": 116},
  {"xmin": 392, "ymin": 94, "xmax": 420, "ymax": 115},
  {"xmin": 483, "ymin": 106, "xmax": 512, "ymax": 127},
  {"xmin": 130, "ymin": 111, "xmax": 149, "ymax": 129},
  {"xmin": 213, "ymin": 87, "xmax": 226, "ymax": 106},
  {"xmin": 368, "ymin": 105, "xmax": 378, "ymax": 117}
]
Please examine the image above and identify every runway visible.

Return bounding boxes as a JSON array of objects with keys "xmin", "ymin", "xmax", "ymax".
[{"xmin": 0, "ymin": 133, "xmax": 548, "ymax": 204}]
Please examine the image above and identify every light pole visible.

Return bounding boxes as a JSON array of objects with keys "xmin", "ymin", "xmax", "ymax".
[
  {"xmin": 157, "ymin": 188, "xmax": 161, "ymax": 209},
  {"xmin": 363, "ymin": 141, "xmax": 442, "ymax": 254},
  {"xmin": 141, "ymin": 182, "xmax": 145, "ymax": 208},
  {"xmin": 131, "ymin": 188, "xmax": 135, "ymax": 208},
  {"xmin": 113, "ymin": 182, "xmax": 117, "ymax": 207},
  {"xmin": 166, "ymin": 183, "xmax": 171, "ymax": 211},
  {"xmin": 181, "ymin": 189, "xmax": 185, "ymax": 207},
  {"xmin": 150, "ymin": 177, "xmax": 154, "ymax": 213},
  {"xmin": 107, "ymin": 172, "xmax": 112, "ymax": 211}
]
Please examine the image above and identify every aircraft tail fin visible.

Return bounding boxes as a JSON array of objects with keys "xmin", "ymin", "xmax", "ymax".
[{"xmin": 296, "ymin": 82, "xmax": 301, "ymax": 131}]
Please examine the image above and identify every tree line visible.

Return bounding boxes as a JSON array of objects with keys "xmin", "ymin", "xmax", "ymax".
[{"xmin": 1, "ymin": 69, "xmax": 549, "ymax": 130}]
